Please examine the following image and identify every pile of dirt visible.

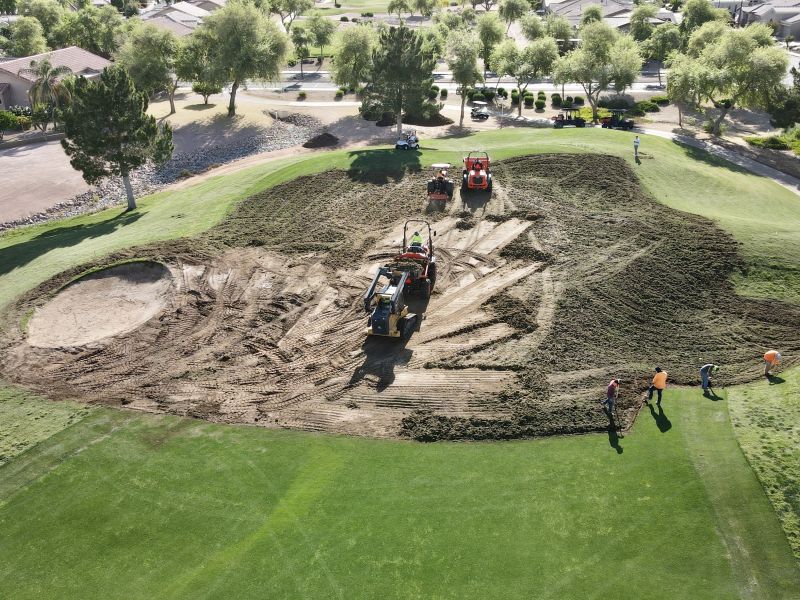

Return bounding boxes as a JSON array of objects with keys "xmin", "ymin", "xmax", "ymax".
[
  {"xmin": 303, "ymin": 132, "xmax": 339, "ymax": 149},
  {"xmin": 4, "ymin": 154, "xmax": 800, "ymax": 442}
]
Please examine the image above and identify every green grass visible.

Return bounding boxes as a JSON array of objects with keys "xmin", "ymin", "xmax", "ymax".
[
  {"xmin": 728, "ymin": 367, "xmax": 800, "ymax": 559},
  {"xmin": 0, "ymin": 389, "xmax": 797, "ymax": 599},
  {"xmin": 0, "ymin": 383, "xmax": 92, "ymax": 469},
  {"xmin": 2, "ymin": 129, "xmax": 798, "ymax": 313}
]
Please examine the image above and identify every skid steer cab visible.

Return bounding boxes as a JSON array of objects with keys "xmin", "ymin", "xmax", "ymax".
[
  {"xmin": 363, "ymin": 220, "xmax": 436, "ymax": 339},
  {"xmin": 462, "ymin": 151, "xmax": 492, "ymax": 193}
]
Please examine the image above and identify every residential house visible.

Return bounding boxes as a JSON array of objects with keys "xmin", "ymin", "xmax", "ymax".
[
  {"xmin": 739, "ymin": 0, "xmax": 800, "ymax": 38},
  {"xmin": 0, "ymin": 46, "xmax": 110, "ymax": 109},
  {"xmin": 545, "ymin": 0, "xmax": 680, "ymax": 31}
]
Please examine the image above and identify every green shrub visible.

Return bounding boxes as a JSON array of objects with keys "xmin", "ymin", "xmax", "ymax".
[
  {"xmin": 552, "ymin": 97, "xmax": 562, "ymax": 108},
  {"xmin": 573, "ymin": 95, "xmax": 584, "ymax": 106},
  {"xmin": 0, "ymin": 110, "xmax": 17, "ymax": 140},
  {"xmin": 431, "ymin": 84, "xmax": 440, "ymax": 92},
  {"xmin": 334, "ymin": 90, "xmax": 344, "ymax": 100},
  {"xmin": 578, "ymin": 106, "xmax": 610, "ymax": 121},
  {"xmin": 598, "ymin": 95, "xmax": 634, "ymax": 109},
  {"xmin": 497, "ymin": 87, "xmax": 506, "ymax": 96},
  {"xmin": 635, "ymin": 100, "xmax": 660, "ymax": 113},
  {"xmin": 565, "ymin": 96, "xmax": 573, "ymax": 104},
  {"xmin": 535, "ymin": 99, "xmax": 545, "ymax": 110},
  {"xmin": 481, "ymin": 88, "xmax": 496, "ymax": 101},
  {"xmin": 472, "ymin": 92, "xmax": 485, "ymax": 102},
  {"xmin": 440, "ymin": 88, "xmax": 448, "ymax": 99},
  {"xmin": 360, "ymin": 11, "xmax": 373, "ymax": 16},
  {"xmin": 340, "ymin": 15, "xmax": 348, "ymax": 21},
  {"xmin": 523, "ymin": 96, "xmax": 534, "ymax": 108},
  {"xmin": 651, "ymin": 95, "xmax": 670, "ymax": 106},
  {"xmin": 467, "ymin": 88, "xmax": 477, "ymax": 100},
  {"xmin": 298, "ymin": 91, "xmax": 307, "ymax": 100},
  {"xmin": 511, "ymin": 94, "xmax": 519, "ymax": 105},
  {"xmin": 428, "ymin": 88, "xmax": 439, "ymax": 100},
  {"xmin": 8, "ymin": 105, "xmax": 31, "ymax": 117},
  {"xmin": 16, "ymin": 115, "xmax": 32, "ymax": 130},
  {"xmin": 537, "ymin": 91, "xmax": 546, "ymax": 99},
  {"xmin": 745, "ymin": 135, "xmax": 790, "ymax": 150},
  {"xmin": 339, "ymin": 86, "xmax": 347, "ymax": 94}
]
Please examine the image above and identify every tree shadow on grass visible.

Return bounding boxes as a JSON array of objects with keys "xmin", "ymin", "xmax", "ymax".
[
  {"xmin": 346, "ymin": 149, "xmax": 422, "ymax": 184},
  {"xmin": 0, "ymin": 210, "xmax": 142, "ymax": 278},
  {"xmin": 670, "ymin": 138, "xmax": 761, "ymax": 178}
]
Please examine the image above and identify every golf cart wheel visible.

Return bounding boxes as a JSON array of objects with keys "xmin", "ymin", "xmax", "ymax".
[{"xmin": 395, "ymin": 144, "xmax": 402, "ymax": 150}]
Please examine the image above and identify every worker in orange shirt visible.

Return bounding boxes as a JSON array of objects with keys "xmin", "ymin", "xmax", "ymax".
[
  {"xmin": 645, "ymin": 366, "xmax": 668, "ymax": 406},
  {"xmin": 763, "ymin": 350, "xmax": 782, "ymax": 376}
]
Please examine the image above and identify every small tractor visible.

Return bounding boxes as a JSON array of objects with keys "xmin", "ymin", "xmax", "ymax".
[
  {"xmin": 395, "ymin": 129, "xmax": 420, "ymax": 150},
  {"xmin": 364, "ymin": 220, "xmax": 436, "ymax": 339},
  {"xmin": 600, "ymin": 109, "xmax": 635, "ymax": 131},
  {"xmin": 552, "ymin": 108, "xmax": 586, "ymax": 129},
  {"xmin": 462, "ymin": 151, "xmax": 492, "ymax": 193},
  {"xmin": 471, "ymin": 101, "xmax": 490, "ymax": 121},
  {"xmin": 427, "ymin": 163, "xmax": 454, "ymax": 205}
]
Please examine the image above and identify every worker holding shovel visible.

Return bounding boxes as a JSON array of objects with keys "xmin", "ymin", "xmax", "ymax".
[
  {"xmin": 700, "ymin": 363, "xmax": 718, "ymax": 394},
  {"xmin": 603, "ymin": 379, "xmax": 620, "ymax": 416},
  {"xmin": 764, "ymin": 350, "xmax": 782, "ymax": 376}
]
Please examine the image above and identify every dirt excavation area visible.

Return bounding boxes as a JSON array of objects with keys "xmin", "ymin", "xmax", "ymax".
[{"xmin": 4, "ymin": 155, "xmax": 800, "ymax": 440}]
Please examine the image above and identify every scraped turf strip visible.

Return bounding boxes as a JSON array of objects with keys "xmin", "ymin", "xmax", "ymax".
[{"xmin": 4, "ymin": 155, "xmax": 799, "ymax": 441}]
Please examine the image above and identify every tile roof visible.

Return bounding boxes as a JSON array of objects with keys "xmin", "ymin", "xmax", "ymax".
[{"xmin": 0, "ymin": 46, "xmax": 110, "ymax": 83}]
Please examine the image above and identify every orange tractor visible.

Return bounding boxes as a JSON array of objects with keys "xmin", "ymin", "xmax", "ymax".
[
  {"xmin": 426, "ymin": 163, "xmax": 455, "ymax": 206},
  {"xmin": 461, "ymin": 151, "xmax": 492, "ymax": 193}
]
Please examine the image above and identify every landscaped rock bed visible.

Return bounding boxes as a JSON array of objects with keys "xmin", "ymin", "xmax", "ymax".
[{"xmin": 0, "ymin": 114, "xmax": 323, "ymax": 232}]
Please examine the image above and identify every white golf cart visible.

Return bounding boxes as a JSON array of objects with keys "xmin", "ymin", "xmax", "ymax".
[
  {"xmin": 395, "ymin": 129, "xmax": 420, "ymax": 150},
  {"xmin": 471, "ymin": 101, "xmax": 490, "ymax": 120}
]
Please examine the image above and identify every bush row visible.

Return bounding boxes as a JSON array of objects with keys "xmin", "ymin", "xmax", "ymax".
[{"xmin": 0, "ymin": 110, "xmax": 33, "ymax": 134}]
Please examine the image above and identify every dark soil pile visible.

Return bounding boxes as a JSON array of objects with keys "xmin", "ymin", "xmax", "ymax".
[{"xmin": 303, "ymin": 132, "xmax": 339, "ymax": 149}]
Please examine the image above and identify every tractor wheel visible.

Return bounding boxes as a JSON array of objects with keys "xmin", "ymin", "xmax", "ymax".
[
  {"xmin": 427, "ymin": 180, "xmax": 435, "ymax": 193},
  {"xmin": 419, "ymin": 279, "xmax": 431, "ymax": 299},
  {"xmin": 428, "ymin": 262, "xmax": 437, "ymax": 290},
  {"xmin": 487, "ymin": 178, "xmax": 493, "ymax": 193},
  {"xmin": 402, "ymin": 315, "xmax": 416, "ymax": 340}
]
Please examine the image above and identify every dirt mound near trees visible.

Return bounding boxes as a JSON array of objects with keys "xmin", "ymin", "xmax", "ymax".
[
  {"xmin": 26, "ymin": 262, "xmax": 173, "ymax": 348},
  {"xmin": 303, "ymin": 132, "xmax": 339, "ymax": 148},
  {"xmin": 3, "ymin": 155, "xmax": 800, "ymax": 440}
]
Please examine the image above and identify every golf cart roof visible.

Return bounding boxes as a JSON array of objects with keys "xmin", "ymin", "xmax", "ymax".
[
  {"xmin": 431, "ymin": 163, "xmax": 451, "ymax": 169},
  {"xmin": 473, "ymin": 101, "xmax": 488, "ymax": 106}
]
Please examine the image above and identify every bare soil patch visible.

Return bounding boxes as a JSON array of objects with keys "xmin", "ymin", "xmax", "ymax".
[{"xmin": 3, "ymin": 155, "xmax": 799, "ymax": 440}]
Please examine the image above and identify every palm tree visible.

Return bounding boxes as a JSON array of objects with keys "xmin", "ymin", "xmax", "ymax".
[
  {"xmin": 17, "ymin": 58, "xmax": 73, "ymax": 133},
  {"xmin": 18, "ymin": 58, "xmax": 73, "ymax": 110}
]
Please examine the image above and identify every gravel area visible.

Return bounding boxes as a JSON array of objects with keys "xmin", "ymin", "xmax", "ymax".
[{"xmin": 0, "ymin": 114, "xmax": 323, "ymax": 233}]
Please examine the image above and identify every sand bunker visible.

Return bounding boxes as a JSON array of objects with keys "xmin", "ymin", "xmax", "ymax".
[{"xmin": 27, "ymin": 262, "xmax": 173, "ymax": 348}]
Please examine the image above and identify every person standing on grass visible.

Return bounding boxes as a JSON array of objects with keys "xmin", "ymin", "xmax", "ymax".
[
  {"xmin": 633, "ymin": 135, "xmax": 640, "ymax": 159},
  {"xmin": 645, "ymin": 367, "xmax": 667, "ymax": 405},
  {"xmin": 700, "ymin": 363, "xmax": 718, "ymax": 393},
  {"xmin": 603, "ymin": 378, "xmax": 620, "ymax": 415},
  {"xmin": 764, "ymin": 350, "xmax": 782, "ymax": 376}
]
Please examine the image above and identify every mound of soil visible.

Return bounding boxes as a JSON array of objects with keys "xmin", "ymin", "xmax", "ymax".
[
  {"xmin": 27, "ymin": 262, "xmax": 172, "ymax": 348},
  {"xmin": 4, "ymin": 155, "xmax": 800, "ymax": 441},
  {"xmin": 303, "ymin": 132, "xmax": 339, "ymax": 149}
]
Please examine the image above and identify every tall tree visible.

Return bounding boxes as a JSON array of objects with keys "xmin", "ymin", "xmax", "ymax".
[
  {"xmin": 686, "ymin": 19, "xmax": 727, "ymax": 56},
  {"xmin": 553, "ymin": 22, "xmax": 642, "ymax": 121},
  {"xmin": 116, "ymin": 24, "xmax": 180, "ymax": 114},
  {"xmin": 308, "ymin": 12, "xmax": 335, "ymax": 56},
  {"xmin": 690, "ymin": 23, "xmax": 787, "ymax": 134},
  {"xmin": 387, "ymin": 0, "xmax": 410, "ymax": 21},
  {"xmin": 61, "ymin": 67, "xmax": 173, "ymax": 211},
  {"xmin": 16, "ymin": 0, "xmax": 64, "ymax": 44},
  {"xmin": 629, "ymin": 3, "xmax": 657, "ymax": 42},
  {"xmin": 363, "ymin": 26, "xmax": 436, "ymax": 136},
  {"xmin": 679, "ymin": 0, "xmax": 728, "ymax": 38},
  {"xmin": 665, "ymin": 50, "xmax": 699, "ymax": 127},
  {"xmin": 0, "ymin": 0, "xmax": 17, "ymax": 15},
  {"xmin": 520, "ymin": 12, "xmax": 545, "ymax": 41},
  {"xmin": 196, "ymin": 1, "xmax": 289, "ymax": 117},
  {"xmin": 476, "ymin": 12, "xmax": 504, "ymax": 78},
  {"xmin": 446, "ymin": 28, "xmax": 482, "ymax": 126},
  {"xmin": 51, "ymin": 5, "xmax": 125, "ymax": 58},
  {"xmin": 545, "ymin": 14, "xmax": 572, "ymax": 52},
  {"xmin": 643, "ymin": 22, "xmax": 680, "ymax": 86},
  {"xmin": 769, "ymin": 67, "xmax": 800, "ymax": 129},
  {"xmin": 498, "ymin": 0, "xmax": 527, "ymax": 33},
  {"xmin": 412, "ymin": 0, "xmax": 436, "ymax": 18},
  {"xmin": 272, "ymin": 0, "xmax": 313, "ymax": 32},
  {"xmin": 580, "ymin": 4, "xmax": 602, "ymax": 27},
  {"xmin": 331, "ymin": 25, "xmax": 376, "ymax": 90},
  {"xmin": 8, "ymin": 16, "xmax": 47, "ymax": 56},
  {"xmin": 176, "ymin": 32, "xmax": 225, "ymax": 105},
  {"xmin": 291, "ymin": 26, "xmax": 310, "ymax": 78},
  {"xmin": 491, "ymin": 36, "xmax": 558, "ymax": 116}
]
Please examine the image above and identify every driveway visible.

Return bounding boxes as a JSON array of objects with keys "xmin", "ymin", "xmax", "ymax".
[{"xmin": 0, "ymin": 140, "xmax": 90, "ymax": 223}]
